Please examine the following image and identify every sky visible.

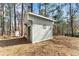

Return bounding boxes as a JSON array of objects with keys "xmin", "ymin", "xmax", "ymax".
[
  {"xmin": 32, "ymin": 3, "xmax": 67, "ymax": 18},
  {"xmin": 33, "ymin": 3, "xmax": 40, "ymax": 14}
]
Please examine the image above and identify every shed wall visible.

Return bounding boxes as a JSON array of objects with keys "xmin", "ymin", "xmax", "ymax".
[{"xmin": 31, "ymin": 24, "xmax": 53, "ymax": 43}]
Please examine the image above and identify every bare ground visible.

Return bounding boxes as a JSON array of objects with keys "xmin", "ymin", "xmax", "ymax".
[{"xmin": 0, "ymin": 36, "xmax": 79, "ymax": 56}]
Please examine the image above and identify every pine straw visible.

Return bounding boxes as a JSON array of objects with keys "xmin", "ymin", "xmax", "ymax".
[{"xmin": 0, "ymin": 36, "xmax": 79, "ymax": 56}]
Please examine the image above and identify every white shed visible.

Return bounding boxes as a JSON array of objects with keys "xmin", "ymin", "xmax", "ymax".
[{"xmin": 24, "ymin": 12, "xmax": 54, "ymax": 43}]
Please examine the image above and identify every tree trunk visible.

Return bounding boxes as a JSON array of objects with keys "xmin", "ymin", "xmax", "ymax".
[
  {"xmin": 38, "ymin": 4, "xmax": 41, "ymax": 15},
  {"xmin": 21, "ymin": 3, "xmax": 24, "ymax": 36},
  {"xmin": 31, "ymin": 3, "xmax": 33, "ymax": 12},
  {"xmin": 9, "ymin": 4, "xmax": 11, "ymax": 36},
  {"xmin": 45, "ymin": 3, "xmax": 47, "ymax": 17},
  {"xmin": 1, "ymin": 4, "xmax": 4, "ymax": 36},
  {"xmin": 69, "ymin": 3, "xmax": 74, "ymax": 37},
  {"xmin": 14, "ymin": 4, "xmax": 16, "ymax": 35}
]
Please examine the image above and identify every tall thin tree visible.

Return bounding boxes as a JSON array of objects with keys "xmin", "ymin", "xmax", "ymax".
[
  {"xmin": 69, "ymin": 3, "xmax": 74, "ymax": 36},
  {"xmin": 44, "ymin": 3, "xmax": 47, "ymax": 17},
  {"xmin": 38, "ymin": 3, "xmax": 41, "ymax": 15},
  {"xmin": 1, "ymin": 3, "xmax": 5, "ymax": 36},
  {"xmin": 31, "ymin": 3, "xmax": 33, "ymax": 12},
  {"xmin": 14, "ymin": 3, "xmax": 16, "ymax": 35},
  {"xmin": 21, "ymin": 3, "xmax": 24, "ymax": 36},
  {"xmin": 8, "ymin": 4, "xmax": 11, "ymax": 35}
]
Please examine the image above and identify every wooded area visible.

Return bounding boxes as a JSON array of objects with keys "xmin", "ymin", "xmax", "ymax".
[
  {"xmin": 0, "ymin": 3, "xmax": 79, "ymax": 37},
  {"xmin": 0, "ymin": 3, "xmax": 32, "ymax": 37}
]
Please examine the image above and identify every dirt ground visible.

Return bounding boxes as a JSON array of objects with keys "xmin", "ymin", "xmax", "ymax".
[{"xmin": 0, "ymin": 36, "xmax": 79, "ymax": 56}]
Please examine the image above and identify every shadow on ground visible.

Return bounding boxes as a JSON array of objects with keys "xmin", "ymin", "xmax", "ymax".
[{"xmin": 0, "ymin": 37, "xmax": 29, "ymax": 47}]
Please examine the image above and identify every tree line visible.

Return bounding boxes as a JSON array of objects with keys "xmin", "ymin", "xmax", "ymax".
[
  {"xmin": 0, "ymin": 3, "xmax": 79, "ymax": 37},
  {"xmin": 0, "ymin": 3, "xmax": 32, "ymax": 36}
]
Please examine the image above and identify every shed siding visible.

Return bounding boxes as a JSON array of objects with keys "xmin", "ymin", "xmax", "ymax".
[{"xmin": 31, "ymin": 24, "xmax": 53, "ymax": 43}]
